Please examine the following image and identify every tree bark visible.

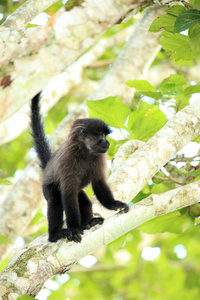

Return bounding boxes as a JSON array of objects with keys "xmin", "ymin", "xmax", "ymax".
[
  {"xmin": 1, "ymin": 0, "xmax": 59, "ymax": 29},
  {"xmin": 0, "ymin": 99, "xmax": 200, "ymax": 262},
  {"xmin": 0, "ymin": 180, "xmax": 199, "ymax": 299},
  {"xmin": 0, "ymin": 0, "xmax": 139, "ymax": 122},
  {"xmin": 0, "ymin": 25, "xmax": 134, "ymax": 146},
  {"xmin": 88, "ymin": 5, "xmax": 163, "ymax": 105},
  {"xmin": 0, "ymin": 104, "xmax": 88, "ymax": 262}
]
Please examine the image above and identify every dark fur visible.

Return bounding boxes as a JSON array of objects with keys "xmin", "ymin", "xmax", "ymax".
[{"xmin": 30, "ymin": 92, "xmax": 129, "ymax": 243}]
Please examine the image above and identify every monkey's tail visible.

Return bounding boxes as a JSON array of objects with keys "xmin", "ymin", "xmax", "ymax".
[{"xmin": 30, "ymin": 92, "xmax": 52, "ymax": 170}]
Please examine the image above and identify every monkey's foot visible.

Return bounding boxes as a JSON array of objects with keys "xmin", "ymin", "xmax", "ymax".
[
  {"xmin": 64, "ymin": 227, "xmax": 84, "ymax": 243},
  {"xmin": 112, "ymin": 200, "xmax": 129, "ymax": 213},
  {"xmin": 48, "ymin": 228, "xmax": 83, "ymax": 243},
  {"xmin": 82, "ymin": 217, "xmax": 104, "ymax": 230}
]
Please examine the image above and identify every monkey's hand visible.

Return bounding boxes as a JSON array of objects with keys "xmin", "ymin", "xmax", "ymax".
[
  {"xmin": 112, "ymin": 200, "xmax": 129, "ymax": 213},
  {"xmin": 82, "ymin": 217, "xmax": 104, "ymax": 230}
]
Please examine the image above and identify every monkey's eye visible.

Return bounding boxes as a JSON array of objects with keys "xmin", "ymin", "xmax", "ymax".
[{"xmin": 80, "ymin": 128, "xmax": 87, "ymax": 138}]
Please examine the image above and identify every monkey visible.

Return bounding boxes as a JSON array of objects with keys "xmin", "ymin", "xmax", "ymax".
[{"xmin": 30, "ymin": 92, "xmax": 129, "ymax": 243}]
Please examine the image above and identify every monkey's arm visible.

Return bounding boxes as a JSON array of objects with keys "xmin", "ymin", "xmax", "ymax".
[{"xmin": 92, "ymin": 179, "xmax": 129, "ymax": 213}]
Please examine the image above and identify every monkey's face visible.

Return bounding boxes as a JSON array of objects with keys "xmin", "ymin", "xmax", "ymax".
[
  {"xmin": 83, "ymin": 133, "xmax": 110, "ymax": 154},
  {"xmin": 75, "ymin": 118, "xmax": 111, "ymax": 154}
]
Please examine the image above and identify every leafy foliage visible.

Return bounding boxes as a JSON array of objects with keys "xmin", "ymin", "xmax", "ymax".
[
  {"xmin": 127, "ymin": 74, "xmax": 196, "ymax": 111},
  {"xmin": 127, "ymin": 102, "xmax": 166, "ymax": 142},
  {"xmin": 149, "ymin": 3, "xmax": 200, "ymax": 60},
  {"xmin": 88, "ymin": 95, "xmax": 166, "ymax": 143},
  {"xmin": 0, "ymin": 235, "xmax": 10, "ymax": 245},
  {"xmin": 47, "ymin": 226, "xmax": 200, "ymax": 300},
  {"xmin": 1, "ymin": 1, "xmax": 200, "ymax": 300},
  {"xmin": 17, "ymin": 296, "xmax": 35, "ymax": 300},
  {"xmin": 174, "ymin": 9, "xmax": 200, "ymax": 33},
  {"xmin": 87, "ymin": 96, "xmax": 131, "ymax": 128},
  {"xmin": 87, "ymin": 74, "xmax": 200, "ymax": 237},
  {"xmin": 140, "ymin": 211, "xmax": 185, "ymax": 234}
]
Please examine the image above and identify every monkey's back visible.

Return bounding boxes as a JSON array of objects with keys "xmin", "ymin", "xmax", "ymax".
[{"xmin": 42, "ymin": 141, "xmax": 107, "ymax": 192}]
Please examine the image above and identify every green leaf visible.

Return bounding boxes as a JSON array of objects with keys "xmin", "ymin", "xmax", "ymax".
[
  {"xmin": 17, "ymin": 296, "xmax": 35, "ymax": 300},
  {"xmin": 193, "ymin": 0, "xmax": 200, "ymax": 10},
  {"xmin": 170, "ymin": 74, "xmax": 186, "ymax": 85},
  {"xmin": 126, "ymin": 80, "xmax": 162, "ymax": 100},
  {"xmin": 0, "ymin": 234, "xmax": 11, "ymax": 245},
  {"xmin": 190, "ymin": 203, "xmax": 200, "ymax": 217},
  {"xmin": 160, "ymin": 84, "xmax": 181, "ymax": 96},
  {"xmin": 128, "ymin": 102, "xmax": 166, "ymax": 142},
  {"xmin": 126, "ymin": 79, "xmax": 155, "ymax": 91},
  {"xmin": 159, "ymin": 31, "xmax": 195, "ymax": 60},
  {"xmin": 149, "ymin": 14, "xmax": 176, "ymax": 33},
  {"xmin": 87, "ymin": 97, "xmax": 131, "ymax": 128},
  {"xmin": 176, "ymin": 97, "xmax": 189, "ymax": 111},
  {"xmin": 183, "ymin": 84, "xmax": 200, "ymax": 96},
  {"xmin": 189, "ymin": 26, "xmax": 200, "ymax": 52},
  {"xmin": 166, "ymin": 5, "xmax": 186, "ymax": 16},
  {"xmin": 140, "ymin": 91, "xmax": 162, "ymax": 100},
  {"xmin": 150, "ymin": 182, "xmax": 175, "ymax": 194},
  {"xmin": 108, "ymin": 234, "xmax": 127, "ymax": 250},
  {"xmin": 132, "ymin": 190, "xmax": 150, "ymax": 203},
  {"xmin": 0, "ymin": 178, "xmax": 12, "ymax": 185},
  {"xmin": 159, "ymin": 74, "xmax": 186, "ymax": 96},
  {"xmin": 193, "ymin": 134, "xmax": 200, "ymax": 143},
  {"xmin": 140, "ymin": 211, "xmax": 185, "ymax": 234},
  {"xmin": 160, "ymin": 96, "xmax": 171, "ymax": 102},
  {"xmin": 174, "ymin": 9, "xmax": 200, "ymax": 33}
]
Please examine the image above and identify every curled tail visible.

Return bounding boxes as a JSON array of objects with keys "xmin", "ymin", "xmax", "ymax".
[{"xmin": 30, "ymin": 92, "xmax": 52, "ymax": 169}]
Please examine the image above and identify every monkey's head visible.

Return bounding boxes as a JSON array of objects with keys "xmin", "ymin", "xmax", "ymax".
[{"xmin": 71, "ymin": 118, "xmax": 112, "ymax": 154}]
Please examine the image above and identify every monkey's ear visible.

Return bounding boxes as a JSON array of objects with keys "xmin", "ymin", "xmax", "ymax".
[{"xmin": 80, "ymin": 128, "xmax": 87, "ymax": 138}]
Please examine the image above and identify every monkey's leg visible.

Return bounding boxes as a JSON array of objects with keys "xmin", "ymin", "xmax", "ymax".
[
  {"xmin": 61, "ymin": 189, "xmax": 83, "ymax": 243},
  {"xmin": 78, "ymin": 190, "xmax": 104, "ymax": 230},
  {"xmin": 43, "ymin": 184, "xmax": 67, "ymax": 242},
  {"xmin": 92, "ymin": 180, "xmax": 129, "ymax": 213}
]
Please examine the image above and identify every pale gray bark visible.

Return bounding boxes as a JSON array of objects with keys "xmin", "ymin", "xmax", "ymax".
[
  {"xmin": 112, "ymin": 140, "xmax": 145, "ymax": 172},
  {"xmin": 0, "ymin": 25, "xmax": 134, "ymax": 146},
  {"xmin": 0, "ymin": 104, "xmax": 88, "ymax": 262},
  {"xmin": 0, "ymin": 180, "xmax": 199, "ymax": 299},
  {"xmin": 92, "ymin": 99, "xmax": 200, "ymax": 218},
  {"xmin": 1, "ymin": 0, "xmax": 59, "ymax": 29},
  {"xmin": 88, "ymin": 5, "xmax": 163, "ymax": 104},
  {"xmin": 0, "ymin": 0, "xmax": 137, "ymax": 123},
  {"xmin": 0, "ymin": 99, "xmax": 200, "ymax": 262}
]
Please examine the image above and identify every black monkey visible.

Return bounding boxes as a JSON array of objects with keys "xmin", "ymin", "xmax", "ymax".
[{"xmin": 30, "ymin": 93, "xmax": 129, "ymax": 243}]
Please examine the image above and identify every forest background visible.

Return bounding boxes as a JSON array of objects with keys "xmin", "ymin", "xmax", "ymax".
[{"xmin": 1, "ymin": 0, "xmax": 200, "ymax": 299}]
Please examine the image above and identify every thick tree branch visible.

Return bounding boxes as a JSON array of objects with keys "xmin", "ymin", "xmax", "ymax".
[
  {"xmin": 1, "ymin": 0, "xmax": 59, "ymax": 29},
  {"xmin": 1, "ymin": 99, "xmax": 200, "ymax": 262},
  {"xmin": 0, "ymin": 25, "xmax": 135, "ymax": 146},
  {"xmin": 0, "ymin": 104, "xmax": 88, "ymax": 262},
  {"xmin": 0, "ymin": 180, "xmax": 199, "ymax": 298},
  {"xmin": 92, "ymin": 99, "xmax": 200, "ymax": 218},
  {"xmin": 0, "ymin": 0, "xmax": 137, "ymax": 123},
  {"xmin": 88, "ymin": 5, "xmax": 163, "ymax": 104},
  {"xmin": 112, "ymin": 140, "xmax": 145, "ymax": 172}
]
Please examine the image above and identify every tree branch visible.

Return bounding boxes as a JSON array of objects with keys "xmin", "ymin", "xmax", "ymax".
[
  {"xmin": 0, "ymin": 104, "xmax": 89, "ymax": 262},
  {"xmin": 112, "ymin": 140, "xmax": 145, "ymax": 172},
  {"xmin": 92, "ymin": 99, "xmax": 200, "ymax": 218},
  {"xmin": 0, "ymin": 0, "xmax": 137, "ymax": 123},
  {"xmin": 1, "ymin": 98, "xmax": 200, "ymax": 262},
  {"xmin": 0, "ymin": 25, "xmax": 135, "ymax": 146},
  {"xmin": 0, "ymin": 180, "xmax": 199, "ymax": 298},
  {"xmin": 88, "ymin": 4, "xmax": 163, "ymax": 104},
  {"xmin": 1, "ymin": 0, "xmax": 59, "ymax": 29}
]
